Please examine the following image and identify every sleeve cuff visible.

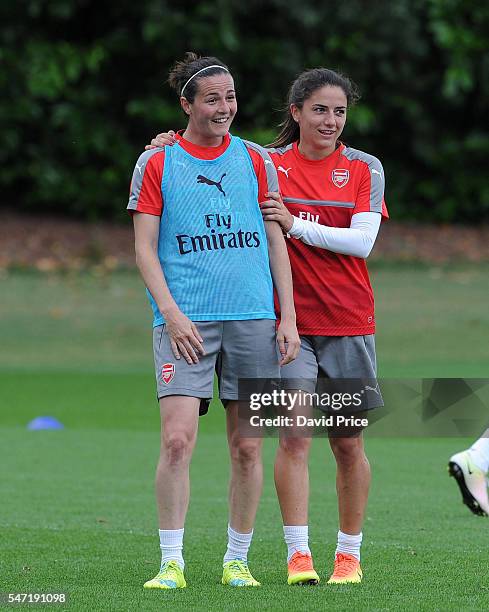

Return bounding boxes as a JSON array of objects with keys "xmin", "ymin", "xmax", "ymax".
[
  {"xmin": 127, "ymin": 204, "xmax": 162, "ymax": 216},
  {"xmin": 289, "ymin": 215, "xmax": 305, "ymax": 238}
]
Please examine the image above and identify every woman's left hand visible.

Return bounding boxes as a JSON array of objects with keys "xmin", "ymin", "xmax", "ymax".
[
  {"xmin": 276, "ymin": 318, "xmax": 301, "ymax": 366},
  {"xmin": 259, "ymin": 192, "xmax": 295, "ymax": 233}
]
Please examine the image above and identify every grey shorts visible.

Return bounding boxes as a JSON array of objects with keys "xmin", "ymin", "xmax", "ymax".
[
  {"xmin": 153, "ymin": 319, "xmax": 280, "ymax": 414},
  {"xmin": 281, "ymin": 334, "xmax": 383, "ymax": 411}
]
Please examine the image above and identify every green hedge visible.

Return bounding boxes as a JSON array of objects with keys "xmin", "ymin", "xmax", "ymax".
[{"xmin": 1, "ymin": 0, "xmax": 488, "ymax": 222}]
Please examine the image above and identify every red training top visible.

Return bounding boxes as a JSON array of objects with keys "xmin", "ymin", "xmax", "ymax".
[{"xmin": 268, "ymin": 141, "xmax": 389, "ymax": 336}]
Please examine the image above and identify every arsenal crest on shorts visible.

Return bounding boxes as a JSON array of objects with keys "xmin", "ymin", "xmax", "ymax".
[
  {"xmin": 332, "ymin": 169, "xmax": 350, "ymax": 188},
  {"xmin": 161, "ymin": 363, "xmax": 175, "ymax": 385}
]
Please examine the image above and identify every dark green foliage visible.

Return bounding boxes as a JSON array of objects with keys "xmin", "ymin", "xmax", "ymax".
[{"xmin": 1, "ymin": 0, "xmax": 488, "ymax": 221}]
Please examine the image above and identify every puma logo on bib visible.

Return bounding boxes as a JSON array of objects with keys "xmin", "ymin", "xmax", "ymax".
[{"xmin": 197, "ymin": 173, "xmax": 227, "ymax": 196}]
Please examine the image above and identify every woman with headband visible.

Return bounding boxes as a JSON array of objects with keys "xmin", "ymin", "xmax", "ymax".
[
  {"xmin": 129, "ymin": 52, "xmax": 300, "ymax": 590},
  {"xmin": 151, "ymin": 66, "xmax": 388, "ymax": 587}
]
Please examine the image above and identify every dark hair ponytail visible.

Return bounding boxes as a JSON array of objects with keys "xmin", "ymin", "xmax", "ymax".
[
  {"xmin": 269, "ymin": 68, "xmax": 360, "ymax": 148},
  {"xmin": 168, "ymin": 52, "xmax": 230, "ymax": 103}
]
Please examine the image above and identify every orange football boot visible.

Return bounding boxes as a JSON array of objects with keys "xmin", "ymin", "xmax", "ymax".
[
  {"xmin": 287, "ymin": 551, "xmax": 320, "ymax": 585},
  {"xmin": 327, "ymin": 552, "xmax": 362, "ymax": 584}
]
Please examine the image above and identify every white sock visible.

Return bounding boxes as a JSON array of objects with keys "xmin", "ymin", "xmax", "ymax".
[
  {"xmin": 283, "ymin": 525, "xmax": 311, "ymax": 561},
  {"xmin": 335, "ymin": 530, "xmax": 363, "ymax": 561},
  {"xmin": 223, "ymin": 525, "xmax": 253, "ymax": 564},
  {"xmin": 468, "ymin": 433, "xmax": 489, "ymax": 473},
  {"xmin": 159, "ymin": 528, "xmax": 184, "ymax": 569}
]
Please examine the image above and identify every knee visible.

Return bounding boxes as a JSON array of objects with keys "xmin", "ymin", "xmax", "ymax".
[
  {"xmin": 231, "ymin": 439, "xmax": 261, "ymax": 469},
  {"xmin": 330, "ymin": 437, "xmax": 364, "ymax": 468},
  {"xmin": 279, "ymin": 437, "xmax": 311, "ymax": 461},
  {"xmin": 163, "ymin": 433, "xmax": 193, "ymax": 467}
]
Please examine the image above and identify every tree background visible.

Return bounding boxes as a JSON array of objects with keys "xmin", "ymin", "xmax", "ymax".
[{"xmin": 1, "ymin": 0, "xmax": 488, "ymax": 222}]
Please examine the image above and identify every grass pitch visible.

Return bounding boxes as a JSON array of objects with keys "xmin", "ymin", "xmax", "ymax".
[{"xmin": 1, "ymin": 266, "xmax": 488, "ymax": 610}]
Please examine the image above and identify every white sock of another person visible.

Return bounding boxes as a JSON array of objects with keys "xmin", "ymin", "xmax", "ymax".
[{"xmin": 468, "ymin": 432, "xmax": 489, "ymax": 473}]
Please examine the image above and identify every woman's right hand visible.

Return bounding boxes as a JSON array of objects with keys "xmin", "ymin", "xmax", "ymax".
[
  {"xmin": 145, "ymin": 130, "xmax": 178, "ymax": 150},
  {"xmin": 165, "ymin": 308, "xmax": 205, "ymax": 364}
]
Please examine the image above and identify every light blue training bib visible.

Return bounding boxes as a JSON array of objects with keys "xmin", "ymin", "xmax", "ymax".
[{"xmin": 148, "ymin": 135, "xmax": 275, "ymax": 326}]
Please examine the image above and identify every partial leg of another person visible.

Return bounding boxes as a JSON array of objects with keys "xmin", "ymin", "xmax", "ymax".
[{"xmin": 449, "ymin": 427, "xmax": 489, "ymax": 516}]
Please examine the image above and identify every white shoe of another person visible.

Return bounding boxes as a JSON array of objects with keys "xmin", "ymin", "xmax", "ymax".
[{"xmin": 448, "ymin": 450, "xmax": 489, "ymax": 517}]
